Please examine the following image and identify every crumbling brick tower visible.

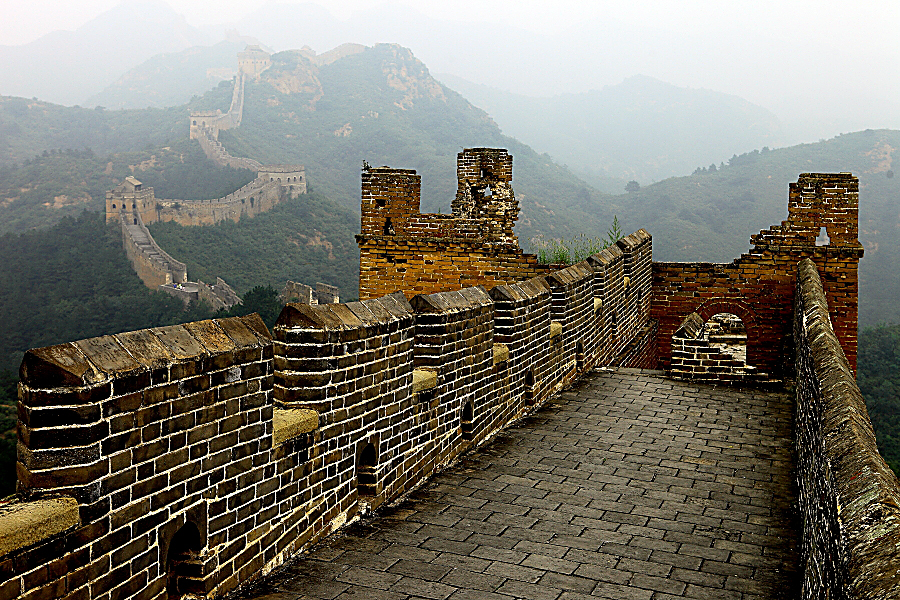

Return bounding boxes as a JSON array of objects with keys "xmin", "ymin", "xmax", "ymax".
[
  {"xmin": 652, "ymin": 172, "xmax": 864, "ymax": 376},
  {"xmin": 356, "ymin": 148, "xmax": 547, "ymax": 300}
]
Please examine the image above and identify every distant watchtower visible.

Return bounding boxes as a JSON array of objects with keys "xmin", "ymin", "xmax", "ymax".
[{"xmin": 238, "ymin": 45, "xmax": 272, "ymax": 78}]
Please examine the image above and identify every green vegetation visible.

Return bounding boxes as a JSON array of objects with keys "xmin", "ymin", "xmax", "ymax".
[
  {"xmin": 0, "ymin": 140, "xmax": 255, "ymax": 234},
  {"xmin": 0, "ymin": 212, "xmax": 217, "ymax": 372},
  {"xmin": 148, "ymin": 191, "xmax": 359, "ymax": 298},
  {"xmin": 531, "ymin": 217, "xmax": 623, "ymax": 264},
  {"xmin": 0, "ymin": 212, "xmax": 223, "ymax": 495},
  {"xmin": 858, "ymin": 324, "xmax": 900, "ymax": 476}
]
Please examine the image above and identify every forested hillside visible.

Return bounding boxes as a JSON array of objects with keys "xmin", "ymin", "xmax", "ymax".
[
  {"xmin": 148, "ymin": 191, "xmax": 359, "ymax": 298},
  {"xmin": 618, "ymin": 129, "xmax": 900, "ymax": 326},
  {"xmin": 858, "ymin": 324, "xmax": 900, "ymax": 476}
]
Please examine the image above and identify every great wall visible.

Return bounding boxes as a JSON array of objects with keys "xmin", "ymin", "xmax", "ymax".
[
  {"xmin": 3, "ymin": 146, "xmax": 899, "ymax": 600},
  {"xmin": 106, "ymin": 46, "xmax": 320, "ymax": 309}
]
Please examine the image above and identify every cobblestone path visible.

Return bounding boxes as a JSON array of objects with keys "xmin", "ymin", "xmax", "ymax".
[{"xmin": 240, "ymin": 369, "xmax": 799, "ymax": 600}]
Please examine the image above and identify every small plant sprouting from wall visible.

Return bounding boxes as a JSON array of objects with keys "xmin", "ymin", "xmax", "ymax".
[{"xmin": 531, "ymin": 216, "xmax": 623, "ymax": 265}]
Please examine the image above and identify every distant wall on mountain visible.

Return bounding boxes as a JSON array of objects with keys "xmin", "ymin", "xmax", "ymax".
[{"xmin": 105, "ymin": 168, "xmax": 305, "ymax": 228}]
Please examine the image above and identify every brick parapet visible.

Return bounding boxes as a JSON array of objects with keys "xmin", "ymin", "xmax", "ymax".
[
  {"xmin": 794, "ymin": 258, "xmax": 900, "ymax": 600},
  {"xmin": 8, "ymin": 228, "xmax": 655, "ymax": 599},
  {"xmin": 14, "ymin": 314, "xmax": 274, "ymax": 600},
  {"xmin": 356, "ymin": 149, "xmax": 551, "ymax": 300}
]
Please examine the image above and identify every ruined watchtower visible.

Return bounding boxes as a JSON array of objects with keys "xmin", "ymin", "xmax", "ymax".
[
  {"xmin": 356, "ymin": 148, "xmax": 547, "ymax": 300},
  {"xmin": 652, "ymin": 172, "xmax": 864, "ymax": 375}
]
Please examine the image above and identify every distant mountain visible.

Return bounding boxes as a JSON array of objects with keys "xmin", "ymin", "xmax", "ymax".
[
  {"xmin": 438, "ymin": 74, "xmax": 784, "ymax": 189},
  {"xmin": 85, "ymin": 39, "xmax": 256, "ymax": 110},
  {"xmin": 0, "ymin": 0, "xmax": 211, "ymax": 105}
]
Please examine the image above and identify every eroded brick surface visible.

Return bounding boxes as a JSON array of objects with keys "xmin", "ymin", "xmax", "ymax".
[{"xmin": 238, "ymin": 369, "xmax": 799, "ymax": 600}]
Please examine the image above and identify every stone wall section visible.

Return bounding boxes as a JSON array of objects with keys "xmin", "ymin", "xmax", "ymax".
[
  {"xmin": 6, "ymin": 231, "xmax": 655, "ymax": 599},
  {"xmin": 12, "ymin": 315, "xmax": 275, "ymax": 600},
  {"xmin": 120, "ymin": 210, "xmax": 188, "ymax": 288},
  {"xmin": 107, "ymin": 172, "xmax": 305, "ymax": 228},
  {"xmin": 195, "ymin": 127, "xmax": 262, "ymax": 171},
  {"xmin": 794, "ymin": 258, "xmax": 900, "ymax": 600},
  {"xmin": 668, "ymin": 312, "xmax": 767, "ymax": 384},
  {"xmin": 652, "ymin": 173, "xmax": 863, "ymax": 377}
]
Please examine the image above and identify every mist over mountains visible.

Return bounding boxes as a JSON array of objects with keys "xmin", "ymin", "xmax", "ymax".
[
  {"xmin": 439, "ymin": 73, "xmax": 784, "ymax": 190},
  {"xmin": 0, "ymin": 0, "xmax": 211, "ymax": 105}
]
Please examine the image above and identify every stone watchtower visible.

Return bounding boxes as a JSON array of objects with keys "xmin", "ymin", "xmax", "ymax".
[{"xmin": 452, "ymin": 148, "xmax": 518, "ymax": 244}]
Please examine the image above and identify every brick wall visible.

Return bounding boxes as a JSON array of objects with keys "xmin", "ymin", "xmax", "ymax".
[
  {"xmin": 356, "ymin": 149, "xmax": 551, "ymax": 300},
  {"xmin": 6, "ymin": 233, "xmax": 655, "ymax": 599},
  {"xmin": 12, "ymin": 315, "xmax": 274, "ymax": 600},
  {"xmin": 794, "ymin": 258, "xmax": 900, "ymax": 600},
  {"xmin": 652, "ymin": 173, "xmax": 863, "ymax": 377}
]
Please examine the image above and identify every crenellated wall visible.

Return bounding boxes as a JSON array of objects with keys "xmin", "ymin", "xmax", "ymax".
[
  {"xmin": 356, "ymin": 149, "xmax": 551, "ymax": 300},
  {"xmin": 120, "ymin": 210, "xmax": 188, "ymax": 288},
  {"xmin": 794, "ymin": 258, "xmax": 900, "ymax": 600},
  {"xmin": 106, "ymin": 171, "xmax": 306, "ymax": 228},
  {"xmin": 5, "ymin": 229, "xmax": 655, "ymax": 600}
]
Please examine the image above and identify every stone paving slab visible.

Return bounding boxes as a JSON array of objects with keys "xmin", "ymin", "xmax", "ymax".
[{"xmin": 238, "ymin": 369, "xmax": 799, "ymax": 600}]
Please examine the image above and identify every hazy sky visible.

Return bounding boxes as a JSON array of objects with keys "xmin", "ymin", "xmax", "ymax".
[
  {"xmin": 6, "ymin": 0, "xmax": 896, "ymax": 49},
  {"xmin": 4, "ymin": 0, "xmax": 900, "ymax": 142}
]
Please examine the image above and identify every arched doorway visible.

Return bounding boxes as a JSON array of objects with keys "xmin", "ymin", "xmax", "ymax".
[{"xmin": 704, "ymin": 313, "xmax": 748, "ymax": 367}]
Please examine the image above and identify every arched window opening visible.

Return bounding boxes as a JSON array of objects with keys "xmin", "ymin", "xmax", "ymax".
[
  {"xmin": 815, "ymin": 226, "xmax": 831, "ymax": 246},
  {"xmin": 165, "ymin": 522, "xmax": 202, "ymax": 599},
  {"xmin": 705, "ymin": 313, "xmax": 748, "ymax": 366},
  {"xmin": 357, "ymin": 443, "xmax": 377, "ymax": 496},
  {"xmin": 111, "ymin": 204, "xmax": 116, "ymax": 209},
  {"xmin": 249, "ymin": 197, "xmax": 254, "ymax": 208},
  {"xmin": 383, "ymin": 217, "xmax": 395, "ymax": 236},
  {"xmin": 133, "ymin": 218, "xmax": 137, "ymax": 225},
  {"xmin": 192, "ymin": 120, "xmax": 197, "ymax": 126},
  {"xmin": 461, "ymin": 402, "xmax": 474, "ymax": 440},
  {"xmin": 483, "ymin": 185, "xmax": 492, "ymax": 198},
  {"xmin": 611, "ymin": 311, "xmax": 618, "ymax": 337},
  {"xmin": 575, "ymin": 341, "xmax": 584, "ymax": 372}
]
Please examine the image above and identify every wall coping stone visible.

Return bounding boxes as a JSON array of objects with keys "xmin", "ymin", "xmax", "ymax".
[
  {"xmin": 272, "ymin": 408, "xmax": 319, "ymax": 445},
  {"xmin": 0, "ymin": 496, "xmax": 79, "ymax": 556},
  {"xmin": 796, "ymin": 258, "xmax": 900, "ymax": 598},
  {"xmin": 20, "ymin": 315, "xmax": 270, "ymax": 389}
]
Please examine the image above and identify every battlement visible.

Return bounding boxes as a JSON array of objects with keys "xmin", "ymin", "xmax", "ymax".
[{"xmin": 4, "ymin": 161, "xmax": 887, "ymax": 600}]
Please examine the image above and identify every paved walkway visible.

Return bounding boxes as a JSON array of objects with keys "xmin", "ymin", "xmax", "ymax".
[{"xmin": 241, "ymin": 369, "xmax": 799, "ymax": 600}]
